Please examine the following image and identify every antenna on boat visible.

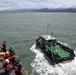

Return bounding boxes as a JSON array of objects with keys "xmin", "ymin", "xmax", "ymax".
[
  {"xmin": 51, "ymin": 32, "xmax": 53, "ymax": 36},
  {"xmin": 46, "ymin": 23, "xmax": 54, "ymax": 39},
  {"xmin": 46, "ymin": 23, "xmax": 54, "ymax": 35},
  {"xmin": 46, "ymin": 23, "xmax": 51, "ymax": 35}
]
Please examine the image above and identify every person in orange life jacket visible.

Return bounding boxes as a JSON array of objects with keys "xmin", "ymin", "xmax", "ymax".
[
  {"xmin": 9, "ymin": 49, "xmax": 19, "ymax": 65},
  {"xmin": 4, "ymin": 51, "xmax": 12, "ymax": 62},
  {"xmin": 3, "ymin": 59, "xmax": 11, "ymax": 75},
  {"xmin": 13, "ymin": 58, "xmax": 27, "ymax": 75},
  {"xmin": 9, "ymin": 47, "xmax": 19, "ymax": 58},
  {"xmin": 2, "ymin": 51, "xmax": 12, "ymax": 68},
  {"xmin": 9, "ymin": 46, "xmax": 14, "ymax": 58},
  {"xmin": 1, "ymin": 40, "xmax": 6, "ymax": 52},
  {"xmin": 2, "ymin": 51, "xmax": 13, "ymax": 69},
  {"xmin": 2, "ymin": 50, "xmax": 16, "ymax": 67},
  {"xmin": 4, "ymin": 51, "xmax": 10, "ymax": 60},
  {"xmin": 9, "ymin": 46, "xmax": 13, "ymax": 53}
]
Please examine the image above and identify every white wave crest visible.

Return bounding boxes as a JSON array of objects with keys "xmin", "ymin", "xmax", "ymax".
[{"xmin": 30, "ymin": 44, "xmax": 76, "ymax": 75}]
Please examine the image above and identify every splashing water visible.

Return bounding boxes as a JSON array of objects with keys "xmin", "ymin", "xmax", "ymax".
[{"xmin": 30, "ymin": 44, "xmax": 76, "ymax": 75}]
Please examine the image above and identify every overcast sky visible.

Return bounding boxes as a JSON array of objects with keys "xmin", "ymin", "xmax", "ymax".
[{"xmin": 0, "ymin": 0, "xmax": 76, "ymax": 10}]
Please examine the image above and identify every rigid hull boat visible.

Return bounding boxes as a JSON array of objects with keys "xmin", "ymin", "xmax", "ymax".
[{"xmin": 36, "ymin": 35, "xmax": 75, "ymax": 64}]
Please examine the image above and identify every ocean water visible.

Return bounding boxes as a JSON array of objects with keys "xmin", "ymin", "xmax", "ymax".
[{"xmin": 0, "ymin": 12, "xmax": 76, "ymax": 75}]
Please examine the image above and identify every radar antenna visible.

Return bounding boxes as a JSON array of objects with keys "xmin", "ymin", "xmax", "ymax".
[
  {"xmin": 46, "ymin": 23, "xmax": 54, "ymax": 37},
  {"xmin": 46, "ymin": 23, "xmax": 51, "ymax": 35}
]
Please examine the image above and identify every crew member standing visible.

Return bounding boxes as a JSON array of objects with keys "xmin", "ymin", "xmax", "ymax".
[
  {"xmin": 1, "ymin": 40, "xmax": 6, "ymax": 52},
  {"xmin": 14, "ymin": 58, "xmax": 27, "ymax": 75},
  {"xmin": 3, "ymin": 59, "xmax": 11, "ymax": 75}
]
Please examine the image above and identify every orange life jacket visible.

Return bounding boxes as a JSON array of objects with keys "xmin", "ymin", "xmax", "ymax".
[
  {"xmin": 8, "ymin": 57, "xmax": 12, "ymax": 61},
  {"xmin": 2, "ymin": 43, "xmax": 6, "ymax": 48},
  {"xmin": 5, "ymin": 64, "xmax": 11, "ymax": 71},
  {"xmin": 14, "ymin": 65, "xmax": 21, "ymax": 72}
]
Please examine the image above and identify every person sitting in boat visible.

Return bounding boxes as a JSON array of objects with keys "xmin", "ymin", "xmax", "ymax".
[
  {"xmin": 13, "ymin": 58, "xmax": 27, "ymax": 75},
  {"xmin": 1, "ymin": 40, "xmax": 7, "ymax": 52},
  {"xmin": 3, "ymin": 59, "xmax": 12, "ymax": 75}
]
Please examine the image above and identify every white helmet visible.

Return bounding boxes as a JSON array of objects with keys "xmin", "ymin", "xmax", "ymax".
[{"xmin": 5, "ymin": 59, "xmax": 9, "ymax": 63}]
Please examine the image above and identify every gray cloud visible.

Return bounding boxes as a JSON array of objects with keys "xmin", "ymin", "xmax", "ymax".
[{"xmin": 0, "ymin": 0, "xmax": 76, "ymax": 10}]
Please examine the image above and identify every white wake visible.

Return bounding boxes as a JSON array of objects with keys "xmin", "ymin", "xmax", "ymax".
[{"xmin": 30, "ymin": 44, "xmax": 76, "ymax": 75}]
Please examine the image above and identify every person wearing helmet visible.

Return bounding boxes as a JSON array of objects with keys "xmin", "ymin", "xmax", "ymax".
[
  {"xmin": 14, "ymin": 58, "xmax": 27, "ymax": 75},
  {"xmin": 4, "ymin": 51, "xmax": 11, "ymax": 60},
  {"xmin": 5, "ymin": 51, "xmax": 9, "ymax": 55},
  {"xmin": 10, "ymin": 46, "xmax": 13, "ymax": 49},
  {"xmin": 9, "ymin": 46, "xmax": 13, "ymax": 57},
  {"xmin": 2, "ymin": 51, "xmax": 11, "ymax": 68},
  {"xmin": 1, "ymin": 40, "xmax": 6, "ymax": 52},
  {"xmin": 9, "ymin": 46, "xmax": 13, "ymax": 53},
  {"xmin": 10, "ymin": 49, "xmax": 16, "ymax": 64},
  {"xmin": 3, "ymin": 49, "xmax": 18, "ymax": 67},
  {"xmin": 4, "ymin": 51, "xmax": 10, "ymax": 59},
  {"xmin": 9, "ymin": 49, "xmax": 19, "ymax": 65},
  {"xmin": 3, "ymin": 50, "xmax": 14, "ymax": 66},
  {"xmin": 3, "ymin": 59, "xmax": 11, "ymax": 75}
]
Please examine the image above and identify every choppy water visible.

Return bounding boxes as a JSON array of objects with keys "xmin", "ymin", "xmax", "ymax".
[{"xmin": 0, "ymin": 12, "xmax": 76, "ymax": 75}]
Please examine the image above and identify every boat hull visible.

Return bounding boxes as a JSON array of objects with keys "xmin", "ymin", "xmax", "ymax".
[{"xmin": 36, "ymin": 36, "xmax": 75, "ymax": 64}]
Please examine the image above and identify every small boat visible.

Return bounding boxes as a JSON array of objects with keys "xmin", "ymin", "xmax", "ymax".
[{"xmin": 36, "ymin": 35, "xmax": 75, "ymax": 64}]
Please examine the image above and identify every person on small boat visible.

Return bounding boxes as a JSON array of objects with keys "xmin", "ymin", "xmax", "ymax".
[
  {"xmin": 13, "ymin": 58, "xmax": 27, "ymax": 75},
  {"xmin": 1, "ymin": 40, "xmax": 6, "ymax": 52},
  {"xmin": 3, "ymin": 59, "xmax": 12, "ymax": 75}
]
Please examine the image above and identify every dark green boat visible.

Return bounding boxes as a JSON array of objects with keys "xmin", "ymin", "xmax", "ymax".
[{"xmin": 36, "ymin": 35, "xmax": 75, "ymax": 64}]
